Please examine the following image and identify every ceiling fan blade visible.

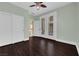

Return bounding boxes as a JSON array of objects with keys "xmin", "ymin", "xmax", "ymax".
[
  {"xmin": 34, "ymin": 2, "xmax": 43, "ymax": 4},
  {"xmin": 29, "ymin": 5, "xmax": 35, "ymax": 7},
  {"xmin": 41, "ymin": 4, "xmax": 47, "ymax": 8}
]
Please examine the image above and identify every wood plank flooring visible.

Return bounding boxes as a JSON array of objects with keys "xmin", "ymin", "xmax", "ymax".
[
  {"xmin": 29, "ymin": 36, "xmax": 78, "ymax": 56},
  {"xmin": 0, "ymin": 36, "xmax": 78, "ymax": 56},
  {"xmin": 0, "ymin": 40, "xmax": 29, "ymax": 56}
]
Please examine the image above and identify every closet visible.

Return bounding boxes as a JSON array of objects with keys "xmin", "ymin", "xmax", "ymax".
[{"xmin": 0, "ymin": 11, "xmax": 24, "ymax": 46}]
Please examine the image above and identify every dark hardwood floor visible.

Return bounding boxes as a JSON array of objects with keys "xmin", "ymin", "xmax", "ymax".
[
  {"xmin": 0, "ymin": 36, "xmax": 78, "ymax": 56},
  {"xmin": 0, "ymin": 40, "xmax": 29, "ymax": 56},
  {"xmin": 29, "ymin": 36, "xmax": 78, "ymax": 56}
]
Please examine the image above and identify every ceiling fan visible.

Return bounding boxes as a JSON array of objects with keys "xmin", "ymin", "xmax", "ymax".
[{"xmin": 29, "ymin": 2, "xmax": 47, "ymax": 10}]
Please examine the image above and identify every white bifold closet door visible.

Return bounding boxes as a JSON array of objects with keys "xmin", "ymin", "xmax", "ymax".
[
  {"xmin": 12, "ymin": 14, "xmax": 24, "ymax": 43},
  {"xmin": 0, "ymin": 12, "xmax": 12, "ymax": 46},
  {"xmin": 0, "ymin": 11, "xmax": 24, "ymax": 46}
]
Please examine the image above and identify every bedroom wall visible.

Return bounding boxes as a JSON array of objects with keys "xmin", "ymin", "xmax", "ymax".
[
  {"xmin": 34, "ymin": 3, "xmax": 77, "ymax": 42},
  {"xmin": 56, "ymin": 3, "xmax": 79, "ymax": 53},
  {"xmin": 34, "ymin": 3, "xmax": 79, "ymax": 52},
  {"xmin": 76, "ymin": 3, "xmax": 79, "ymax": 53},
  {"xmin": 0, "ymin": 2, "xmax": 32, "ymax": 40},
  {"xmin": 77, "ymin": 3, "xmax": 79, "ymax": 42},
  {"xmin": 56, "ymin": 3, "xmax": 76, "ymax": 42}
]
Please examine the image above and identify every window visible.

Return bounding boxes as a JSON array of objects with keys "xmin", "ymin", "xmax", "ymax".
[
  {"xmin": 41, "ymin": 18, "xmax": 45, "ymax": 34},
  {"xmin": 48, "ymin": 16, "xmax": 53, "ymax": 35}
]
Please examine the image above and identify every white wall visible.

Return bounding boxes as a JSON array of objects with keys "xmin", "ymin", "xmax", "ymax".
[{"xmin": 76, "ymin": 2, "xmax": 79, "ymax": 54}]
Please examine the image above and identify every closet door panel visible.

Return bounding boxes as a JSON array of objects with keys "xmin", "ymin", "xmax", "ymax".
[
  {"xmin": 0, "ymin": 12, "xmax": 12, "ymax": 46},
  {"xmin": 12, "ymin": 14, "xmax": 24, "ymax": 43}
]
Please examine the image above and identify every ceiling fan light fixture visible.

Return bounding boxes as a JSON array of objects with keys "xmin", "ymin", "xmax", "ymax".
[
  {"xmin": 29, "ymin": 2, "xmax": 47, "ymax": 10},
  {"xmin": 36, "ymin": 6, "xmax": 40, "ymax": 10}
]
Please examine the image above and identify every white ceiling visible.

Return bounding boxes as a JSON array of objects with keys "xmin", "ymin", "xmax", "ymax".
[{"xmin": 10, "ymin": 2, "xmax": 71, "ymax": 16}]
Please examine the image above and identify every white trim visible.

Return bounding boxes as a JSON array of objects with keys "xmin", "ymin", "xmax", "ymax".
[
  {"xmin": 75, "ymin": 43, "xmax": 79, "ymax": 54},
  {"xmin": 55, "ymin": 38, "xmax": 76, "ymax": 45},
  {"xmin": 33, "ymin": 35, "xmax": 75, "ymax": 45},
  {"xmin": 0, "ymin": 39, "xmax": 29, "ymax": 47}
]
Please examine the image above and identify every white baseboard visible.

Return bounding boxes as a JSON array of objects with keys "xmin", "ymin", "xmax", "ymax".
[
  {"xmin": 55, "ymin": 39, "xmax": 79, "ymax": 54},
  {"xmin": 75, "ymin": 43, "xmax": 79, "ymax": 54},
  {"xmin": 0, "ymin": 39, "xmax": 29, "ymax": 47}
]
